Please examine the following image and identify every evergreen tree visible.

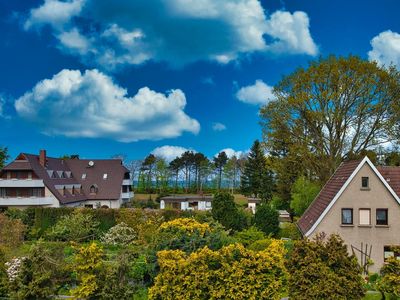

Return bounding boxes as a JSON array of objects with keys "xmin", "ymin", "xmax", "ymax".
[
  {"xmin": 0, "ymin": 147, "xmax": 9, "ymax": 169},
  {"xmin": 254, "ymin": 203, "xmax": 279, "ymax": 236},
  {"xmin": 240, "ymin": 140, "xmax": 274, "ymax": 200},
  {"xmin": 213, "ymin": 151, "xmax": 228, "ymax": 190},
  {"xmin": 212, "ymin": 192, "xmax": 245, "ymax": 231}
]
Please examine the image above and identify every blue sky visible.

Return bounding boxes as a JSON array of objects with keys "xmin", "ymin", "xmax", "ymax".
[{"xmin": 1, "ymin": 0, "xmax": 399, "ymax": 162}]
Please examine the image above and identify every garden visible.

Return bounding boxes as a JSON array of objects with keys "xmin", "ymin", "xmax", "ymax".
[{"xmin": 0, "ymin": 193, "xmax": 399, "ymax": 299}]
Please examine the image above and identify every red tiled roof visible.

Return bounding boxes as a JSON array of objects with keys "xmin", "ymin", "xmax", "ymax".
[
  {"xmin": 2, "ymin": 160, "xmax": 33, "ymax": 170},
  {"xmin": 297, "ymin": 159, "xmax": 362, "ymax": 235},
  {"xmin": 377, "ymin": 166, "xmax": 400, "ymax": 198}
]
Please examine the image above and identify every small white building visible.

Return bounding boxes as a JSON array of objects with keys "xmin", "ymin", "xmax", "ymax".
[{"xmin": 160, "ymin": 195, "xmax": 213, "ymax": 211}]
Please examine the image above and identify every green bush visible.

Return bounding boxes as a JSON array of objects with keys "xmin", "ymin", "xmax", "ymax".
[
  {"xmin": 0, "ymin": 247, "xmax": 7, "ymax": 297},
  {"xmin": 233, "ymin": 226, "xmax": 266, "ymax": 247},
  {"xmin": 287, "ymin": 233, "xmax": 365, "ymax": 300},
  {"xmin": 32, "ymin": 207, "xmax": 74, "ymax": 238},
  {"xmin": 254, "ymin": 203, "xmax": 279, "ymax": 236},
  {"xmin": 378, "ymin": 257, "xmax": 400, "ymax": 298},
  {"xmin": 212, "ymin": 192, "xmax": 249, "ymax": 231},
  {"xmin": 46, "ymin": 209, "xmax": 100, "ymax": 242},
  {"xmin": 279, "ymin": 222, "xmax": 301, "ymax": 240}
]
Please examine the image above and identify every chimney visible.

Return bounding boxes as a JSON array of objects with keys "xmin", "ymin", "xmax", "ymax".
[{"xmin": 39, "ymin": 150, "xmax": 46, "ymax": 167}]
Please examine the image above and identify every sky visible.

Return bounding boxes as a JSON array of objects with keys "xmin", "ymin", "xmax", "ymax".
[{"xmin": 0, "ymin": 0, "xmax": 399, "ymax": 162}]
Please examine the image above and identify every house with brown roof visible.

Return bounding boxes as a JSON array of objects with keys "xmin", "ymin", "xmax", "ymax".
[
  {"xmin": 0, "ymin": 150, "xmax": 133, "ymax": 209},
  {"xmin": 298, "ymin": 156, "xmax": 400, "ymax": 273},
  {"xmin": 160, "ymin": 195, "xmax": 213, "ymax": 210}
]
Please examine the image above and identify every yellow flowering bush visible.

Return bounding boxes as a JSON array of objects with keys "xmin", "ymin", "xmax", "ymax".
[
  {"xmin": 159, "ymin": 218, "xmax": 211, "ymax": 236},
  {"xmin": 149, "ymin": 240, "xmax": 287, "ymax": 300}
]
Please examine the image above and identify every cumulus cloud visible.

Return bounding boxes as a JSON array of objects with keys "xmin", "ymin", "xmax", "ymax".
[
  {"xmin": 212, "ymin": 122, "xmax": 227, "ymax": 131},
  {"xmin": 14, "ymin": 69, "xmax": 200, "ymax": 142},
  {"xmin": 151, "ymin": 145, "xmax": 194, "ymax": 162},
  {"xmin": 23, "ymin": 0, "xmax": 317, "ymax": 69},
  {"xmin": 368, "ymin": 30, "xmax": 400, "ymax": 69},
  {"xmin": 215, "ymin": 148, "xmax": 246, "ymax": 159},
  {"xmin": 24, "ymin": 0, "xmax": 84, "ymax": 30},
  {"xmin": 265, "ymin": 11, "xmax": 318, "ymax": 56},
  {"xmin": 236, "ymin": 80, "xmax": 276, "ymax": 105}
]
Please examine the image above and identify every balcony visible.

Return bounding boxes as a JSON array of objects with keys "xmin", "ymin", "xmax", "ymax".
[
  {"xmin": 121, "ymin": 192, "xmax": 134, "ymax": 199},
  {"xmin": 0, "ymin": 179, "xmax": 45, "ymax": 188},
  {"xmin": 0, "ymin": 196, "xmax": 54, "ymax": 206},
  {"xmin": 122, "ymin": 179, "xmax": 132, "ymax": 186}
]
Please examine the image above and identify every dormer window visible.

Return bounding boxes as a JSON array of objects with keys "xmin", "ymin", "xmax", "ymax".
[
  {"xmin": 72, "ymin": 186, "xmax": 75, "ymax": 195},
  {"xmin": 361, "ymin": 177, "xmax": 369, "ymax": 189},
  {"xmin": 63, "ymin": 186, "xmax": 66, "ymax": 196},
  {"xmin": 103, "ymin": 173, "xmax": 108, "ymax": 180},
  {"xmin": 82, "ymin": 173, "xmax": 87, "ymax": 179},
  {"xmin": 51, "ymin": 172, "xmax": 57, "ymax": 179},
  {"xmin": 60, "ymin": 172, "xmax": 66, "ymax": 178},
  {"xmin": 90, "ymin": 185, "xmax": 98, "ymax": 194}
]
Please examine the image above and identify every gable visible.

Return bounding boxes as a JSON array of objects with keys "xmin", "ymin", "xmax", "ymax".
[{"xmin": 298, "ymin": 157, "xmax": 400, "ymax": 237}]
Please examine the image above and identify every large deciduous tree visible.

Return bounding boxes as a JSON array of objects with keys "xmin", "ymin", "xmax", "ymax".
[
  {"xmin": 261, "ymin": 56, "xmax": 400, "ymax": 183},
  {"xmin": 0, "ymin": 147, "xmax": 9, "ymax": 169}
]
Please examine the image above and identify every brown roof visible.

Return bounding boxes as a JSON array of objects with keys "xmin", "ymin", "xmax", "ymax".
[
  {"xmin": 297, "ymin": 159, "xmax": 362, "ymax": 235},
  {"xmin": 4, "ymin": 153, "xmax": 130, "ymax": 204},
  {"xmin": 66, "ymin": 159, "xmax": 129, "ymax": 201},
  {"xmin": 377, "ymin": 166, "xmax": 400, "ymax": 198}
]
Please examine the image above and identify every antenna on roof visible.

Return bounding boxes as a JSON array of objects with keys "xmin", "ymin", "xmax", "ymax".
[{"xmin": 88, "ymin": 161, "xmax": 94, "ymax": 167}]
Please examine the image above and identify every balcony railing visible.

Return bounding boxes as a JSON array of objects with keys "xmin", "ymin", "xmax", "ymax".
[
  {"xmin": 0, "ymin": 179, "xmax": 45, "ymax": 188},
  {"xmin": 121, "ymin": 192, "xmax": 134, "ymax": 199},
  {"xmin": 122, "ymin": 179, "xmax": 132, "ymax": 186},
  {"xmin": 0, "ymin": 196, "xmax": 54, "ymax": 206}
]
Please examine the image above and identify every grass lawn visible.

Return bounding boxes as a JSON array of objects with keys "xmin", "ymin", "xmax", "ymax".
[{"xmin": 363, "ymin": 291, "xmax": 383, "ymax": 300}]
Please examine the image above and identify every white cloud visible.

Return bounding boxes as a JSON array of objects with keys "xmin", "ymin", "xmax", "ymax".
[
  {"xmin": 368, "ymin": 30, "xmax": 400, "ymax": 69},
  {"xmin": 15, "ymin": 69, "xmax": 200, "ymax": 142},
  {"xmin": 215, "ymin": 148, "xmax": 246, "ymax": 159},
  {"xmin": 212, "ymin": 122, "xmax": 227, "ymax": 131},
  {"xmin": 265, "ymin": 11, "xmax": 318, "ymax": 56},
  {"xmin": 151, "ymin": 145, "xmax": 193, "ymax": 162},
  {"xmin": 24, "ymin": 0, "xmax": 83, "ymax": 30},
  {"xmin": 236, "ymin": 80, "xmax": 276, "ymax": 105},
  {"xmin": 23, "ymin": 0, "xmax": 317, "ymax": 69}
]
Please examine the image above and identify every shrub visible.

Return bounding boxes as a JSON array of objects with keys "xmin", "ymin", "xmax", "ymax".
[
  {"xmin": 46, "ymin": 209, "xmax": 100, "ymax": 242},
  {"xmin": 32, "ymin": 207, "xmax": 74, "ymax": 237},
  {"xmin": 155, "ymin": 218, "xmax": 231, "ymax": 253},
  {"xmin": 0, "ymin": 247, "xmax": 8, "ymax": 297},
  {"xmin": 287, "ymin": 233, "xmax": 365, "ymax": 300},
  {"xmin": 149, "ymin": 241, "xmax": 287, "ymax": 300},
  {"xmin": 71, "ymin": 242, "xmax": 105, "ymax": 299},
  {"xmin": 378, "ymin": 256, "xmax": 400, "ymax": 298},
  {"xmin": 7, "ymin": 241, "xmax": 68, "ymax": 299},
  {"xmin": 233, "ymin": 226, "xmax": 266, "ymax": 247},
  {"xmin": 101, "ymin": 222, "xmax": 136, "ymax": 246},
  {"xmin": 279, "ymin": 222, "xmax": 301, "ymax": 240},
  {"xmin": 254, "ymin": 203, "xmax": 279, "ymax": 236},
  {"xmin": 248, "ymin": 238, "xmax": 273, "ymax": 251},
  {"xmin": 212, "ymin": 192, "xmax": 247, "ymax": 231},
  {"xmin": 0, "ymin": 213, "xmax": 26, "ymax": 248}
]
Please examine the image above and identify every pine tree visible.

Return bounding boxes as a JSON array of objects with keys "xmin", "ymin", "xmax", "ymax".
[{"xmin": 240, "ymin": 140, "xmax": 274, "ymax": 200}]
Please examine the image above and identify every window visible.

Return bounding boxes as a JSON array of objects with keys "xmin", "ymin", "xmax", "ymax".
[
  {"xmin": 0, "ymin": 188, "xmax": 6, "ymax": 197},
  {"xmin": 63, "ymin": 187, "xmax": 66, "ymax": 196},
  {"xmin": 341, "ymin": 208, "xmax": 353, "ymax": 225},
  {"xmin": 30, "ymin": 188, "xmax": 42, "ymax": 197},
  {"xmin": 82, "ymin": 173, "xmax": 86, "ymax": 179},
  {"xmin": 361, "ymin": 177, "xmax": 369, "ymax": 188},
  {"xmin": 384, "ymin": 246, "xmax": 400, "ymax": 261},
  {"xmin": 103, "ymin": 173, "xmax": 108, "ymax": 179},
  {"xmin": 376, "ymin": 209, "xmax": 388, "ymax": 225},
  {"xmin": 72, "ymin": 186, "xmax": 75, "ymax": 196},
  {"xmin": 359, "ymin": 209, "xmax": 371, "ymax": 225},
  {"xmin": 90, "ymin": 185, "xmax": 98, "ymax": 194}
]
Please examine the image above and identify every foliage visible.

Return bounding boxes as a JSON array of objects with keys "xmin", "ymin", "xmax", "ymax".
[
  {"xmin": 240, "ymin": 140, "xmax": 274, "ymax": 200},
  {"xmin": 98, "ymin": 251, "xmax": 136, "ymax": 299},
  {"xmin": 233, "ymin": 226, "xmax": 266, "ymax": 247},
  {"xmin": 279, "ymin": 222, "xmax": 301, "ymax": 240},
  {"xmin": 214, "ymin": 151, "xmax": 228, "ymax": 190},
  {"xmin": 0, "ymin": 248, "xmax": 8, "ymax": 297},
  {"xmin": 0, "ymin": 213, "xmax": 26, "ymax": 248},
  {"xmin": 254, "ymin": 203, "xmax": 280, "ymax": 236},
  {"xmin": 0, "ymin": 146, "xmax": 9, "ymax": 169},
  {"xmin": 155, "ymin": 218, "xmax": 232, "ymax": 253},
  {"xmin": 46, "ymin": 209, "xmax": 100, "ymax": 242},
  {"xmin": 287, "ymin": 233, "xmax": 365, "ymax": 300},
  {"xmin": 261, "ymin": 55, "xmax": 400, "ymax": 185},
  {"xmin": 377, "ymin": 257, "xmax": 400, "ymax": 298},
  {"xmin": 248, "ymin": 238, "xmax": 273, "ymax": 251},
  {"xmin": 8, "ymin": 241, "xmax": 68, "ymax": 299},
  {"xmin": 71, "ymin": 242, "xmax": 105, "ymax": 299},
  {"xmin": 149, "ymin": 241, "xmax": 287, "ymax": 300},
  {"xmin": 101, "ymin": 222, "xmax": 136, "ymax": 246},
  {"xmin": 212, "ymin": 192, "xmax": 247, "ymax": 231},
  {"xmin": 32, "ymin": 207, "xmax": 74, "ymax": 237},
  {"xmin": 290, "ymin": 176, "xmax": 320, "ymax": 216}
]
